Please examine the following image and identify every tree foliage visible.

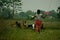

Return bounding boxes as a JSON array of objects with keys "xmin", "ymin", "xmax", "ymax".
[
  {"xmin": 0, "ymin": 0, "xmax": 22, "ymax": 19},
  {"xmin": 57, "ymin": 6, "xmax": 60, "ymax": 19}
]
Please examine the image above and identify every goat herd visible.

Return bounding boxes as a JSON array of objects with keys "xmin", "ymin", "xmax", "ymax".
[{"xmin": 15, "ymin": 21, "xmax": 44, "ymax": 30}]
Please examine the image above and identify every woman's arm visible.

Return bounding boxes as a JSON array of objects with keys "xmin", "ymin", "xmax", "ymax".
[
  {"xmin": 31, "ymin": 16, "xmax": 36, "ymax": 19},
  {"xmin": 41, "ymin": 15, "xmax": 47, "ymax": 18}
]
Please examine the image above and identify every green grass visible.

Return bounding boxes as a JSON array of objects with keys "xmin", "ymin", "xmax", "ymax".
[{"xmin": 0, "ymin": 20, "xmax": 60, "ymax": 40}]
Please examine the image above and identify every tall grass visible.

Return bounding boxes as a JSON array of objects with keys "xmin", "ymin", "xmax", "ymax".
[{"xmin": 0, "ymin": 19, "xmax": 60, "ymax": 40}]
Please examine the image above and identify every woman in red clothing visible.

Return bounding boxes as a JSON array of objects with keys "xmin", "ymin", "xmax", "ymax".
[{"xmin": 32, "ymin": 9, "xmax": 47, "ymax": 33}]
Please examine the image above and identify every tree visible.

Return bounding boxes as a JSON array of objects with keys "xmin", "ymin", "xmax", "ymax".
[
  {"xmin": 0, "ymin": 0, "xmax": 22, "ymax": 19},
  {"xmin": 26, "ymin": 10, "xmax": 35, "ymax": 15},
  {"xmin": 0, "ymin": 1, "xmax": 3, "ymax": 18},
  {"xmin": 57, "ymin": 6, "xmax": 60, "ymax": 19},
  {"xmin": 0, "ymin": 1, "xmax": 3, "ymax": 13}
]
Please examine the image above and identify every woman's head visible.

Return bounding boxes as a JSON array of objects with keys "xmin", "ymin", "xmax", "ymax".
[{"xmin": 37, "ymin": 9, "xmax": 41, "ymax": 14}]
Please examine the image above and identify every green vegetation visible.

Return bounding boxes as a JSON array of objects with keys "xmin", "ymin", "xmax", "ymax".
[
  {"xmin": 0, "ymin": 0, "xmax": 60, "ymax": 40},
  {"xmin": 0, "ymin": 20, "xmax": 60, "ymax": 40}
]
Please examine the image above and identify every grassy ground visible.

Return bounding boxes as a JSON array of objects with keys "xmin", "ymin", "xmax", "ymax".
[{"xmin": 0, "ymin": 19, "xmax": 60, "ymax": 40}]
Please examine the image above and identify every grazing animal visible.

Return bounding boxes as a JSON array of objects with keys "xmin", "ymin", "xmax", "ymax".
[
  {"xmin": 32, "ymin": 24, "xmax": 36, "ymax": 29},
  {"xmin": 22, "ymin": 21, "xmax": 27, "ymax": 29},
  {"xmin": 27, "ymin": 23, "xmax": 44, "ymax": 29},
  {"xmin": 32, "ymin": 24, "xmax": 43, "ymax": 30},
  {"xmin": 32, "ymin": 24, "xmax": 35, "ymax": 29},
  {"xmin": 27, "ymin": 24, "xmax": 32, "ymax": 28},
  {"xmin": 16, "ymin": 21, "xmax": 21, "ymax": 28},
  {"xmin": 23, "ymin": 21, "xmax": 26, "ymax": 27},
  {"xmin": 27, "ymin": 24, "xmax": 36, "ymax": 29}
]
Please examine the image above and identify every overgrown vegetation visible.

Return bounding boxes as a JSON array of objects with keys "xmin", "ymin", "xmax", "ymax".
[
  {"xmin": 0, "ymin": 20, "xmax": 60, "ymax": 40},
  {"xmin": 0, "ymin": 0, "xmax": 60, "ymax": 40}
]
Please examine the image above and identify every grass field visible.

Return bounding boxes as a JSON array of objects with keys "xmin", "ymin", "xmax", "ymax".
[{"xmin": 0, "ymin": 19, "xmax": 60, "ymax": 40}]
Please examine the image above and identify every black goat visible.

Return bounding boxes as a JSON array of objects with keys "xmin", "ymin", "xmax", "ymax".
[{"xmin": 16, "ymin": 21, "xmax": 21, "ymax": 28}]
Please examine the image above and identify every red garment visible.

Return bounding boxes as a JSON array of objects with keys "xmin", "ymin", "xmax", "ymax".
[
  {"xmin": 36, "ymin": 20, "xmax": 42, "ymax": 26},
  {"xmin": 36, "ymin": 20, "xmax": 42, "ymax": 32}
]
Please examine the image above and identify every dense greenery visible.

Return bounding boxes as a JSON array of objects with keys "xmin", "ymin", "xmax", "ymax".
[
  {"xmin": 0, "ymin": 1, "xmax": 60, "ymax": 40},
  {"xmin": 0, "ymin": 20, "xmax": 60, "ymax": 40},
  {"xmin": 0, "ymin": 0, "xmax": 60, "ymax": 21},
  {"xmin": 0, "ymin": 0, "xmax": 22, "ymax": 19}
]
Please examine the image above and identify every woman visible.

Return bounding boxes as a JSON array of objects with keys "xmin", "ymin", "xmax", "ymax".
[{"xmin": 32, "ymin": 9, "xmax": 47, "ymax": 33}]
